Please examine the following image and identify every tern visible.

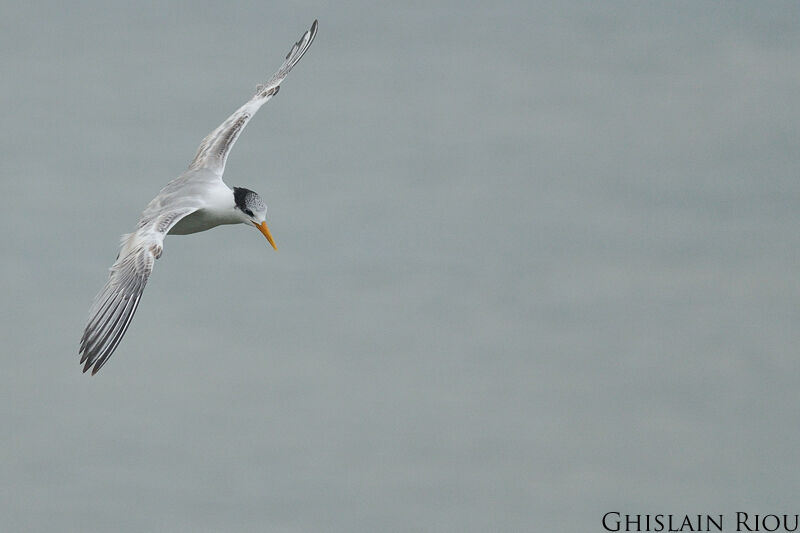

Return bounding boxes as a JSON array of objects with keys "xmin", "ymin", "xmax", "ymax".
[{"xmin": 79, "ymin": 20, "xmax": 318, "ymax": 375}]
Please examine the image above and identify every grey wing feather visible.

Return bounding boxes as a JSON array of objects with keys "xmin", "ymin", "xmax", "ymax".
[
  {"xmin": 188, "ymin": 19, "xmax": 318, "ymax": 174},
  {"xmin": 79, "ymin": 208, "xmax": 196, "ymax": 375}
]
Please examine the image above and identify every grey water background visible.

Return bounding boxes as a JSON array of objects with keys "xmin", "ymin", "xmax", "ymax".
[{"xmin": 1, "ymin": 1, "xmax": 799, "ymax": 531}]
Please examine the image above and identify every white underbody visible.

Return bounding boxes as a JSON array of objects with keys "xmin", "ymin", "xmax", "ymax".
[
  {"xmin": 139, "ymin": 174, "xmax": 243, "ymax": 236},
  {"xmin": 168, "ymin": 207, "xmax": 241, "ymax": 235}
]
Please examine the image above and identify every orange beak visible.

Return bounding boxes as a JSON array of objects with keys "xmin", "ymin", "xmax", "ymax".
[{"xmin": 253, "ymin": 221, "xmax": 277, "ymax": 250}]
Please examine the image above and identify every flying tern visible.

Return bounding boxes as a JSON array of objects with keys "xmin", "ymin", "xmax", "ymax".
[{"xmin": 79, "ymin": 20, "xmax": 318, "ymax": 375}]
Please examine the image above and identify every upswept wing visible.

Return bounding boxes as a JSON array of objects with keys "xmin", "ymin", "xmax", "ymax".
[
  {"xmin": 188, "ymin": 20, "xmax": 318, "ymax": 175},
  {"xmin": 79, "ymin": 208, "xmax": 196, "ymax": 375}
]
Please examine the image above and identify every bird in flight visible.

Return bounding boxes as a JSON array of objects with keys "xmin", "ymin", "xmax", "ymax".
[{"xmin": 79, "ymin": 20, "xmax": 318, "ymax": 375}]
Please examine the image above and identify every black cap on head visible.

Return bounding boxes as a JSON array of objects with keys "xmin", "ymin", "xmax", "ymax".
[{"xmin": 233, "ymin": 187, "xmax": 265, "ymax": 217}]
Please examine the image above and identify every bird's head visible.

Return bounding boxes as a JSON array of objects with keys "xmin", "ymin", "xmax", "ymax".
[{"xmin": 233, "ymin": 187, "xmax": 277, "ymax": 250}]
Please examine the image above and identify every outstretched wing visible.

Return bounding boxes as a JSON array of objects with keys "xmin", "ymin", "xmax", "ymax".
[
  {"xmin": 79, "ymin": 208, "xmax": 196, "ymax": 375},
  {"xmin": 188, "ymin": 19, "xmax": 318, "ymax": 175}
]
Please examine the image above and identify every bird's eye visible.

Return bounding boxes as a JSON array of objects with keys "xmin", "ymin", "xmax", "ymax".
[{"xmin": 245, "ymin": 209, "xmax": 254, "ymax": 217}]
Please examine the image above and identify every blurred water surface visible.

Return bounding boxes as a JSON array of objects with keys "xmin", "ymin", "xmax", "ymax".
[{"xmin": 1, "ymin": 2, "xmax": 799, "ymax": 531}]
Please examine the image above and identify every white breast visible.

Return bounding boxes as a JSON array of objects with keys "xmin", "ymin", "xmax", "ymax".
[
  {"xmin": 168, "ymin": 208, "xmax": 241, "ymax": 235},
  {"xmin": 166, "ymin": 181, "xmax": 240, "ymax": 235}
]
